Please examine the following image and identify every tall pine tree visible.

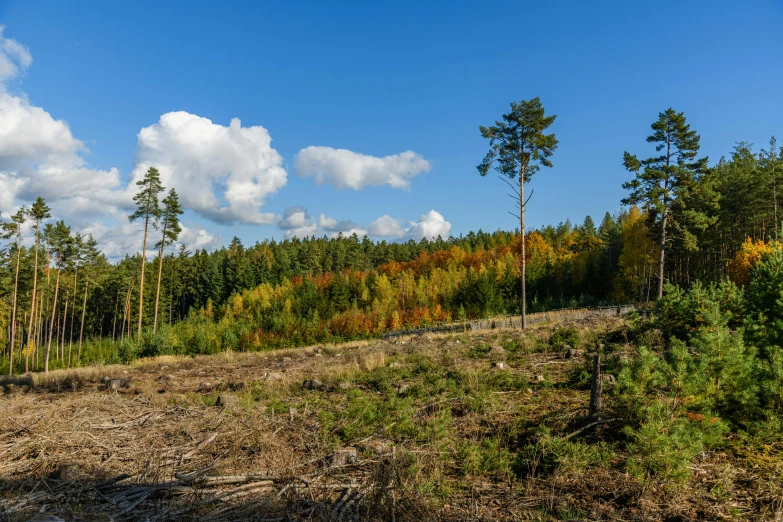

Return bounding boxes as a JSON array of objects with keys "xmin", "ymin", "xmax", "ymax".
[
  {"xmin": 478, "ymin": 97, "xmax": 558, "ymax": 328},
  {"xmin": 153, "ymin": 189, "xmax": 182, "ymax": 333},
  {"xmin": 622, "ymin": 108, "xmax": 709, "ymax": 298},
  {"xmin": 129, "ymin": 167, "xmax": 164, "ymax": 339}
]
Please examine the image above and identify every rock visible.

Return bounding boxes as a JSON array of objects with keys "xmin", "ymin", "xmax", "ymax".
[
  {"xmin": 197, "ymin": 382, "xmax": 212, "ymax": 392},
  {"xmin": 338, "ymin": 381, "xmax": 352, "ymax": 390},
  {"xmin": 601, "ymin": 374, "xmax": 616, "ymax": 386},
  {"xmin": 395, "ymin": 383, "xmax": 410, "ymax": 396},
  {"xmin": 561, "ymin": 343, "xmax": 572, "ymax": 352},
  {"xmin": 455, "ymin": 339, "xmax": 461, "ymax": 344},
  {"xmin": 492, "ymin": 362, "xmax": 506, "ymax": 369},
  {"xmin": 526, "ymin": 388, "xmax": 533, "ymax": 394},
  {"xmin": 159, "ymin": 373, "xmax": 176, "ymax": 381},
  {"xmin": 566, "ymin": 349, "xmax": 584, "ymax": 359},
  {"xmin": 302, "ymin": 379, "xmax": 326, "ymax": 391},
  {"xmin": 102, "ymin": 377, "xmax": 130, "ymax": 391},
  {"xmin": 334, "ymin": 353, "xmax": 342, "ymax": 357},
  {"xmin": 283, "ymin": 357, "xmax": 292, "ymax": 362},
  {"xmin": 332, "ymin": 447, "xmax": 359, "ymax": 466},
  {"xmin": 265, "ymin": 372, "xmax": 283, "ymax": 381},
  {"xmin": 314, "ymin": 353, "xmax": 323, "ymax": 358},
  {"xmin": 489, "ymin": 345, "xmax": 506, "ymax": 358},
  {"xmin": 388, "ymin": 362, "xmax": 402, "ymax": 369},
  {"xmin": 215, "ymin": 394, "xmax": 240, "ymax": 408},
  {"xmin": 534, "ymin": 374, "xmax": 545, "ymax": 382},
  {"xmin": 49, "ymin": 463, "xmax": 79, "ymax": 480}
]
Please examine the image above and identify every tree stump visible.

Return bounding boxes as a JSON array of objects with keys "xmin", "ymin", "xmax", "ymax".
[{"xmin": 589, "ymin": 354, "xmax": 602, "ymax": 420}]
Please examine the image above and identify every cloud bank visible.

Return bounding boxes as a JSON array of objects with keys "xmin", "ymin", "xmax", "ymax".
[
  {"xmin": 279, "ymin": 207, "xmax": 451, "ymax": 241},
  {"xmin": 0, "ymin": 26, "xmax": 447, "ymax": 259},
  {"xmin": 295, "ymin": 146, "xmax": 430, "ymax": 190}
]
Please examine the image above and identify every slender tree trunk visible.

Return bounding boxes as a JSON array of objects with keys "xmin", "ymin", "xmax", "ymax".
[
  {"xmin": 112, "ymin": 288, "xmax": 119, "ymax": 341},
  {"xmin": 520, "ymin": 171, "xmax": 527, "ymax": 329},
  {"xmin": 44, "ymin": 267, "xmax": 61, "ymax": 373},
  {"xmin": 61, "ymin": 288, "xmax": 70, "ymax": 361},
  {"xmin": 36, "ymin": 295, "xmax": 43, "ymax": 369},
  {"xmin": 78, "ymin": 281, "xmax": 88, "ymax": 363},
  {"xmin": 658, "ymin": 212, "xmax": 667, "ymax": 299},
  {"xmin": 138, "ymin": 211, "xmax": 151, "ymax": 339},
  {"xmin": 153, "ymin": 221, "xmax": 168, "ymax": 333},
  {"xmin": 8, "ymin": 244, "xmax": 21, "ymax": 375},
  {"xmin": 67, "ymin": 269, "xmax": 77, "ymax": 368},
  {"xmin": 25, "ymin": 225, "xmax": 42, "ymax": 373}
]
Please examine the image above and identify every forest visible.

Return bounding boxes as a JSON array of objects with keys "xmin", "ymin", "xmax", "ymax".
[{"xmin": 0, "ymin": 107, "xmax": 781, "ymax": 375}]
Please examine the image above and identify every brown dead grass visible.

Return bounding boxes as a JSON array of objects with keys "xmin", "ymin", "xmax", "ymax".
[{"xmin": 0, "ymin": 314, "xmax": 780, "ymax": 521}]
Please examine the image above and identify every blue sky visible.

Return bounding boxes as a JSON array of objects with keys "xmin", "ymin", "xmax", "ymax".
[{"xmin": 1, "ymin": 0, "xmax": 782, "ymax": 256}]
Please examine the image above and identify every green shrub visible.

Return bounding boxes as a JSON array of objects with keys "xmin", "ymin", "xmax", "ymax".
[
  {"xmin": 549, "ymin": 326, "xmax": 580, "ymax": 350},
  {"xmin": 623, "ymin": 403, "xmax": 726, "ymax": 484},
  {"xmin": 521, "ymin": 427, "xmax": 614, "ymax": 477}
]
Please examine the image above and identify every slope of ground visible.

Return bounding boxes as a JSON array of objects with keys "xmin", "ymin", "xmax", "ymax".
[{"xmin": 0, "ymin": 314, "xmax": 781, "ymax": 521}]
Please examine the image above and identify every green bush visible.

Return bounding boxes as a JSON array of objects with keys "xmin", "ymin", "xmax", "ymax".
[{"xmin": 549, "ymin": 326, "xmax": 580, "ymax": 350}]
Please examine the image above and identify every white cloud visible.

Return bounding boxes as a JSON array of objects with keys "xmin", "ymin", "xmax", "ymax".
[
  {"xmin": 0, "ymin": 26, "xmax": 32, "ymax": 83},
  {"xmin": 81, "ymin": 220, "xmax": 220, "ymax": 260},
  {"xmin": 369, "ymin": 210, "xmax": 451, "ymax": 241},
  {"xmin": 278, "ymin": 206, "xmax": 367, "ymax": 239},
  {"xmin": 279, "ymin": 207, "xmax": 451, "ymax": 241},
  {"xmin": 131, "ymin": 112, "xmax": 286, "ymax": 225},
  {"xmin": 0, "ymin": 92, "xmax": 85, "ymax": 171},
  {"xmin": 295, "ymin": 146, "xmax": 430, "ymax": 190},
  {"xmin": 368, "ymin": 214, "xmax": 405, "ymax": 238}
]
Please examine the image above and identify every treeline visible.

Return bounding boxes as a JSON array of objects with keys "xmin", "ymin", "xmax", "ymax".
[{"xmin": 0, "ymin": 108, "xmax": 781, "ymax": 373}]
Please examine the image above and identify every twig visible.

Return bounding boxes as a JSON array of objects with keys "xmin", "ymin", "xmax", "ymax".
[{"xmin": 564, "ymin": 417, "xmax": 616, "ymax": 439}]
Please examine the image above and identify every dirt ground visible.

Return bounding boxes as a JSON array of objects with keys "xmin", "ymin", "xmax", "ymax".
[{"xmin": 1, "ymin": 316, "xmax": 781, "ymax": 521}]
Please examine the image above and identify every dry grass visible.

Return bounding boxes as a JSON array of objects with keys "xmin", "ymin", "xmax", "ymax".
[{"xmin": 0, "ymin": 314, "xmax": 780, "ymax": 521}]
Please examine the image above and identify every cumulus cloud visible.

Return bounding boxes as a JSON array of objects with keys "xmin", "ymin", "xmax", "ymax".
[
  {"xmin": 278, "ymin": 206, "xmax": 367, "ymax": 239},
  {"xmin": 0, "ymin": 29, "xmax": 252, "ymax": 257},
  {"xmin": 369, "ymin": 210, "xmax": 451, "ymax": 240},
  {"xmin": 295, "ymin": 146, "xmax": 430, "ymax": 190},
  {"xmin": 130, "ymin": 112, "xmax": 286, "ymax": 225},
  {"xmin": 278, "ymin": 208, "xmax": 451, "ymax": 241},
  {"xmin": 81, "ymin": 220, "xmax": 220, "ymax": 260}
]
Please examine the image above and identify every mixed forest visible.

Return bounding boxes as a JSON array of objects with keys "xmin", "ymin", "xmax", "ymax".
[{"xmin": 0, "ymin": 105, "xmax": 781, "ymax": 375}]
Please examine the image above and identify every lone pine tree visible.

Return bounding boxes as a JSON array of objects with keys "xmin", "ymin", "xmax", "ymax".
[
  {"xmin": 478, "ymin": 97, "xmax": 558, "ymax": 328},
  {"xmin": 153, "ymin": 188, "xmax": 183, "ymax": 333},
  {"xmin": 622, "ymin": 108, "xmax": 709, "ymax": 298},
  {"xmin": 129, "ymin": 167, "xmax": 164, "ymax": 339}
]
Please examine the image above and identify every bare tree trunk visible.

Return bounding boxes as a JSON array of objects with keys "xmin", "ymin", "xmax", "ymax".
[
  {"xmin": 138, "ymin": 212, "xmax": 151, "ymax": 339},
  {"xmin": 657, "ymin": 212, "xmax": 667, "ymax": 299},
  {"xmin": 78, "ymin": 281, "xmax": 88, "ymax": 363},
  {"xmin": 25, "ymin": 225, "xmax": 42, "ymax": 373},
  {"xmin": 153, "ymin": 221, "xmax": 168, "ymax": 333},
  {"xmin": 589, "ymin": 354, "xmax": 603, "ymax": 420},
  {"xmin": 67, "ymin": 269, "xmax": 77, "ymax": 368},
  {"xmin": 520, "ymin": 173, "xmax": 527, "ymax": 329},
  {"xmin": 36, "ymin": 294, "xmax": 44, "ymax": 369},
  {"xmin": 112, "ymin": 288, "xmax": 119, "ymax": 341},
  {"xmin": 8, "ymin": 244, "xmax": 21, "ymax": 375},
  {"xmin": 44, "ymin": 268, "xmax": 61, "ymax": 373},
  {"xmin": 61, "ymin": 288, "xmax": 70, "ymax": 361}
]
